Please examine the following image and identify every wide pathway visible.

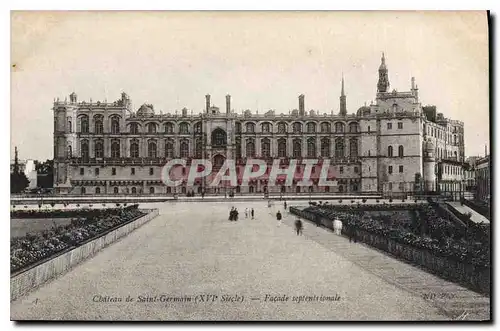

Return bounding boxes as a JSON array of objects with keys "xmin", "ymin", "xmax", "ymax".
[
  {"xmin": 447, "ymin": 201, "xmax": 490, "ymax": 225},
  {"xmin": 10, "ymin": 201, "xmax": 489, "ymax": 321}
]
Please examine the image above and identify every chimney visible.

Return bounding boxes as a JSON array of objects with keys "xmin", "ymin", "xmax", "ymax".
[
  {"xmin": 205, "ymin": 94, "xmax": 211, "ymax": 113},
  {"xmin": 226, "ymin": 95, "xmax": 231, "ymax": 114},
  {"xmin": 299, "ymin": 94, "xmax": 305, "ymax": 115}
]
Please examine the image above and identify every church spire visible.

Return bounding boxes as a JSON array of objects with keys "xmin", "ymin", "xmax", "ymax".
[
  {"xmin": 377, "ymin": 52, "xmax": 389, "ymax": 93},
  {"xmin": 339, "ymin": 74, "xmax": 347, "ymax": 116}
]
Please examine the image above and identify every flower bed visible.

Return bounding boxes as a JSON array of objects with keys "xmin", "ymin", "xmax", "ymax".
[{"xmin": 10, "ymin": 205, "xmax": 146, "ymax": 274}]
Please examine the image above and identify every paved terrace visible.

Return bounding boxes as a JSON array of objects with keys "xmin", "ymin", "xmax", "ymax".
[
  {"xmin": 11, "ymin": 201, "xmax": 489, "ymax": 321},
  {"xmin": 446, "ymin": 202, "xmax": 490, "ymax": 225}
]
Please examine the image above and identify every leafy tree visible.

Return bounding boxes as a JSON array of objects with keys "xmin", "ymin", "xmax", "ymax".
[{"xmin": 11, "ymin": 147, "xmax": 29, "ymax": 193}]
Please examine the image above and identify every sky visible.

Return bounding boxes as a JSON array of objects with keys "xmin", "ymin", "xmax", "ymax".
[{"xmin": 10, "ymin": 11, "xmax": 489, "ymax": 161}]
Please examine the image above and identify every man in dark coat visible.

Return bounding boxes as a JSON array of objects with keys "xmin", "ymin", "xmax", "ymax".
[
  {"xmin": 295, "ymin": 219, "xmax": 303, "ymax": 236},
  {"xmin": 251, "ymin": 208, "xmax": 255, "ymax": 219},
  {"xmin": 276, "ymin": 211, "xmax": 282, "ymax": 221}
]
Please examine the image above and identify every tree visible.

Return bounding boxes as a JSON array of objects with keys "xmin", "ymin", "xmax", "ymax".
[
  {"xmin": 35, "ymin": 159, "xmax": 54, "ymax": 188},
  {"xmin": 11, "ymin": 147, "xmax": 29, "ymax": 193}
]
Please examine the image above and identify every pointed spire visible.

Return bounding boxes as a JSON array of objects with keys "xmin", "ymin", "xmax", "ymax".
[
  {"xmin": 341, "ymin": 73, "xmax": 345, "ymax": 96},
  {"xmin": 382, "ymin": 52, "xmax": 385, "ymax": 65}
]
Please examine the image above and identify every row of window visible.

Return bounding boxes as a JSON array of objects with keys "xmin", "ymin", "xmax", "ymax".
[
  {"xmin": 386, "ymin": 122, "xmax": 404, "ymax": 130},
  {"xmin": 387, "ymin": 145, "xmax": 405, "ymax": 157},
  {"xmin": 236, "ymin": 122, "xmax": 360, "ymax": 134},
  {"xmin": 387, "ymin": 165, "xmax": 404, "ymax": 174},
  {"xmin": 427, "ymin": 125, "xmax": 459, "ymax": 144},
  {"xmin": 81, "ymin": 167, "xmax": 155, "ymax": 176}
]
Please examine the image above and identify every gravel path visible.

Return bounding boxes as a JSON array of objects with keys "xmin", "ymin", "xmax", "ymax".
[{"xmin": 11, "ymin": 201, "xmax": 451, "ymax": 321}]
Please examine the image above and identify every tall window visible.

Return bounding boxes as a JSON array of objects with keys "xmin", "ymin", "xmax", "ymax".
[
  {"xmin": 80, "ymin": 115, "xmax": 89, "ymax": 133},
  {"xmin": 180, "ymin": 140, "xmax": 189, "ymax": 157},
  {"xmin": 246, "ymin": 123, "xmax": 255, "ymax": 133},
  {"xmin": 129, "ymin": 123, "xmax": 139, "ymax": 134},
  {"xmin": 164, "ymin": 122, "xmax": 174, "ymax": 134},
  {"xmin": 262, "ymin": 123, "xmax": 271, "ymax": 133},
  {"xmin": 388, "ymin": 146, "xmax": 393, "ymax": 157},
  {"xmin": 94, "ymin": 116, "xmax": 103, "ymax": 134},
  {"xmin": 111, "ymin": 141, "xmax": 120, "ymax": 158},
  {"xmin": 130, "ymin": 140, "xmax": 139, "ymax": 158},
  {"xmin": 94, "ymin": 140, "xmax": 104, "ymax": 158},
  {"xmin": 179, "ymin": 123, "xmax": 189, "ymax": 134},
  {"xmin": 246, "ymin": 140, "xmax": 255, "ymax": 157},
  {"xmin": 195, "ymin": 138, "xmax": 203, "ymax": 158},
  {"xmin": 194, "ymin": 122, "xmax": 202, "ymax": 134},
  {"xmin": 212, "ymin": 128, "xmax": 227, "ymax": 147},
  {"xmin": 307, "ymin": 122, "xmax": 316, "ymax": 133},
  {"xmin": 235, "ymin": 138, "xmax": 242, "ymax": 158},
  {"xmin": 235, "ymin": 122, "xmax": 242, "ymax": 133},
  {"xmin": 397, "ymin": 122, "xmax": 403, "ymax": 129},
  {"xmin": 165, "ymin": 141, "xmax": 174, "ymax": 158},
  {"xmin": 81, "ymin": 140, "xmax": 89, "ymax": 161},
  {"xmin": 261, "ymin": 138, "xmax": 271, "ymax": 157},
  {"xmin": 335, "ymin": 122, "xmax": 345, "ymax": 133},
  {"xmin": 293, "ymin": 122, "xmax": 302, "ymax": 133},
  {"xmin": 321, "ymin": 138, "xmax": 330, "ymax": 157},
  {"xmin": 348, "ymin": 122, "xmax": 359, "ymax": 133},
  {"xmin": 95, "ymin": 187, "xmax": 101, "ymax": 194},
  {"xmin": 147, "ymin": 123, "xmax": 157, "ymax": 134},
  {"xmin": 388, "ymin": 166, "xmax": 393, "ymax": 174},
  {"xmin": 321, "ymin": 122, "xmax": 330, "ymax": 133},
  {"xmin": 278, "ymin": 122, "xmax": 287, "ymax": 134},
  {"xmin": 111, "ymin": 116, "xmax": 120, "ymax": 134},
  {"xmin": 293, "ymin": 139, "xmax": 302, "ymax": 158},
  {"xmin": 307, "ymin": 138, "xmax": 316, "ymax": 157},
  {"xmin": 387, "ymin": 123, "xmax": 393, "ymax": 130},
  {"xmin": 398, "ymin": 145, "xmax": 404, "ymax": 157},
  {"xmin": 148, "ymin": 141, "xmax": 157, "ymax": 158},
  {"xmin": 335, "ymin": 138, "xmax": 344, "ymax": 158},
  {"xmin": 278, "ymin": 138, "xmax": 287, "ymax": 157},
  {"xmin": 349, "ymin": 138, "xmax": 358, "ymax": 158}
]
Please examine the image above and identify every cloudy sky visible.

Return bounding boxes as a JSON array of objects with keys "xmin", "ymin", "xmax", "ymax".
[{"xmin": 11, "ymin": 11, "xmax": 489, "ymax": 160}]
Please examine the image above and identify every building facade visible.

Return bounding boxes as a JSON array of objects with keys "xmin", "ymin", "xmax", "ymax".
[
  {"xmin": 53, "ymin": 54, "xmax": 465, "ymax": 196},
  {"xmin": 475, "ymin": 156, "xmax": 490, "ymax": 204}
]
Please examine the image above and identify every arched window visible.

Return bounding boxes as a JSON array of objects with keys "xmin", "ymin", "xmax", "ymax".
[
  {"xmin": 212, "ymin": 128, "xmax": 227, "ymax": 147},
  {"xmin": 398, "ymin": 145, "xmax": 404, "ymax": 157},
  {"xmin": 321, "ymin": 138, "xmax": 330, "ymax": 157},
  {"xmin": 164, "ymin": 122, "xmax": 174, "ymax": 134},
  {"xmin": 81, "ymin": 187, "xmax": 86, "ymax": 194},
  {"xmin": 67, "ymin": 117, "xmax": 72, "ymax": 133},
  {"xmin": 149, "ymin": 187, "xmax": 155, "ymax": 194},
  {"xmin": 94, "ymin": 116, "xmax": 104, "ymax": 134},
  {"xmin": 194, "ymin": 122, "xmax": 202, "ymax": 134},
  {"xmin": 147, "ymin": 123, "xmax": 156, "ymax": 134},
  {"xmin": 80, "ymin": 115, "xmax": 89, "ymax": 133},
  {"xmin": 349, "ymin": 138, "xmax": 358, "ymax": 158},
  {"xmin": 148, "ymin": 141, "xmax": 157, "ymax": 158},
  {"xmin": 131, "ymin": 187, "xmax": 137, "ymax": 194},
  {"xmin": 335, "ymin": 122, "xmax": 345, "ymax": 133},
  {"xmin": 94, "ymin": 140, "xmax": 104, "ymax": 158},
  {"xmin": 293, "ymin": 139, "xmax": 302, "ymax": 158},
  {"xmin": 249, "ymin": 186, "xmax": 255, "ymax": 193},
  {"xmin": 278, "ymin": 122, "xmax": 287, "ymax": 133},
  {"xmin": 246, "ymin": 123, "xmax": 255, "ymax": 133},
  {"xmin": 388, "ymin": 146, "xmax": 393, "ymax": 157},
  {"xmin": 130, "ymin": 140, "xmax": 139, "ymax": 158},
  {"xmin": 235, "ymin": 122, "xmax": 242, "ymax": 133},
  {"xmin": 307, "ymin": 122, "xmax": 316, "ymax": 133},
  {"xmin": 67, "ymin": 144, "xmax": 72, "ymax": 158},
  {"xmin": 129, "ymin": 123, "xmax": 139, "ymax": 134},
  {"xmin": 111, "ymin": 117, "xmax": 120, "ymax": 134},
  {"xmin": 81, "ymin": 140, "xmax": 89, "ymax": 161},
  {"xmin": 261, "ymin": 123, "xmax": 271, "ymax": 133},
  {"xmin": 349, "ymin": 122, "xmax": 359, "ymax": 133},
  {"xmin": 195, "ymin": 138, "xmax": 203, "ymax": 158},
  {"xmin": 95, "ymin": 187, "xmax": 101, "ymax": 194},
  {"xmin": 338, "ymin": 185, "xmax": 343, "ymax": 193},
  {"xmin": 167, "ymin": 187, "xmax": 172, "ymax": 194},
  {"xmin": 114, "ymin": 186, "xmax": 119, "ymax": 194},
  {"xmin": 278, "ymin": 138, "xmax": 287, "ymax": 157},
  {"xmin": 335, "ymin": 138, "xmax": 344, "ymax": 158},
  {"xmin": 296, "ymin": 186, "xmax": 301, "ymax": 193},
  {"xmin": 111, "ymin": 141, "xmax": 120, "ymax": 158},
  {"xmin": 246, "ymin": 140, "xmax": 255, "ymax": 157},
  {"xmin": 321, "ymin": 122, "xmax": 330, "ymax": 133},
  {"xmin": 261, "ymin": 138, "xmax": 271, "ymax": 157},
  {"xmin": 293, "ymin": 122, "xmax": 302, "ymax": 133},
  {"xmin": 165, "ymin": 141, "xmax": 174, "ymax": 158},
  {"xmin": 180, "ymin": 140, "xmax": 189, "ymax": 157},
  {"xmin": 179, "ymin": 122, "xmax": 189, "ymax": 134},
  {"xmin": 307, "ymin": 138, "xmax": 316, "ymax": 157}
]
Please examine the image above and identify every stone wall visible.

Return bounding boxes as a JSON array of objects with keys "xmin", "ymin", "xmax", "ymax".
[{"xmin": 10, "ymin": 209, "xmax": 159, "ymax": 301}]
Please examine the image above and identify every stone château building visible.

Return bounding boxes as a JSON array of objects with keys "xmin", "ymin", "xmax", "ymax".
[{"xmin": 53, "ymin": 54, "xmax": 465, "ymax": 196}]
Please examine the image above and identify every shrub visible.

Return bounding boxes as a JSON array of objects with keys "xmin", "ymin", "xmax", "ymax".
[
  {"xmin": 89, "ymin": 204, "xmax": 93, "ymax": 208},
  {"xmin": 116, "ymin": 203, "xmax": 121, "ymax": 207},
  {"xmin": 12, "ymin": 205, "xmax": 15, "ymax": 209},
  {"xmin": 389, "ymin": 198, "xmax": 393, "ymax": 203},
  {"xmin": 38, "ymin": 204, "xmax": 42, "ymax": 209},
  {"xmin": 376, "ymin": 200, "xmax": 379, "ymax": 203},
  {"xmin": 402, "ymin": 199, "xmax": 406, "ymax": 203},
  {"xmin": 50, "ymin": 203, "xmax": 55, "ymax": 207},
  {"xmin": 362, "ymin": 199, "xmax": 367, "ymax": 203},
  {"xmin": 76, "ymin": 204, "xmax": 80, "ymax": 207},
  {"xmin": 338, "ymin": 199, "xmax": 342, "ymax": 203}
]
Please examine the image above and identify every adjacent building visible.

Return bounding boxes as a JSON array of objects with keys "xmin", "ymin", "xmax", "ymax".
[{"xmin": 52, "ymin": 54, "xmax": 466, "ymax": 196}]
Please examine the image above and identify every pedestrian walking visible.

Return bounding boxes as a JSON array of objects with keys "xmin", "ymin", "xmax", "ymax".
[
  {"xmin": 294, "ymin": 219, "xmax": 303, "ymax": 236},
  {"xmin": 229, "ymin": 207, "xmax": 235, "ymax": 221},
  {"xmin": 284, "ymin": 201, "xmax": 287, "ymax": 210},
  {"xmin": 251, "ymin": 208, "xmax": 255, "ymax": 220},
  {"xmin": 245, "ymin": 208, "xmax": 248, "ymax": 219},
  {"xmin": 276, "ymin": 211, "xmax": 282, "ymax": 226}
]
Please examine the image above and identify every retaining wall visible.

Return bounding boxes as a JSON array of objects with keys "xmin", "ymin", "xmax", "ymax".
[{"xmin": 10, "ymin": 209, "xmax": 159, "ymax": 301}]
